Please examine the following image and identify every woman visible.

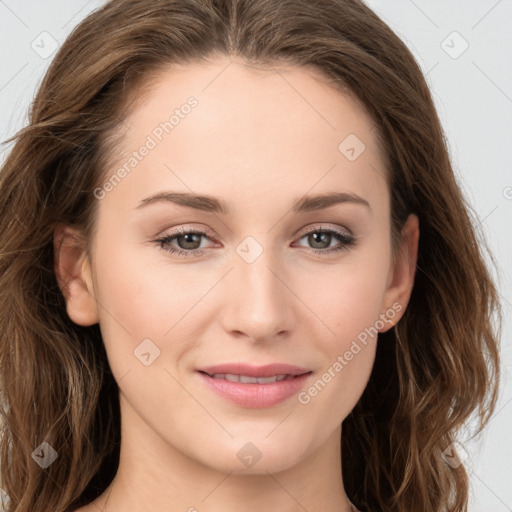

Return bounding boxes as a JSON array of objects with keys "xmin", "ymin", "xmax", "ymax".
[{"xmin": 0, "ymin": 0, "xmax": 500, "ymax": 511}]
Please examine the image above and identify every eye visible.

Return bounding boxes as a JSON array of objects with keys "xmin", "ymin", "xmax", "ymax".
[
  {"xmin": 293, "ymin": 225, "xmax": 355, "ymax": 254},
  {"xmin": 153, "ymin": 227, "xmax": 215, "ymax": 257},
  {"xmin": 152, "ymin": 225, "xmax": 356, "ymax": 258}
]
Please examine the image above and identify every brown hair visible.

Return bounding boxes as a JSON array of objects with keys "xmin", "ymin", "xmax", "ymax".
[{"xmin": 0, "ymin": 0, "xmax": 501, "ymax": 510}]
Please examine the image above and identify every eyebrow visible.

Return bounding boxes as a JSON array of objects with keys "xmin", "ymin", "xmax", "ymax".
[{"xmin": 136, "ymin": 190, "xmax": 371, "ymax": 214}]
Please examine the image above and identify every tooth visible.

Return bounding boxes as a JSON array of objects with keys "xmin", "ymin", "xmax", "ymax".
[
  {"xmin": 256, "ymin": 376, "xmax": 278, "ymax": 384},
  {"xmin": 239, "ymin": 375, "xmax": 259, "ymax": 384},
  {"xmin": 209, "ymin": 373, "xmax": 294, "ymax": 383}
]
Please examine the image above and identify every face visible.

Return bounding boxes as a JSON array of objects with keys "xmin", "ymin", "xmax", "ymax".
[{"xmin": 56, "ymin": 56, "xmax": 418, "ymax": 475}]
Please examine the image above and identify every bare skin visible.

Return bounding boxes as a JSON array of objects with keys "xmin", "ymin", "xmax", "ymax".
[{"xmin": 56, "ymin": 56, "xmax": 418, "ymax": 512}]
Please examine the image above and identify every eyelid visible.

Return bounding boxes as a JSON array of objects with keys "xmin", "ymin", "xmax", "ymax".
[
  {"xmin": 153, "ymin": 225, "xmax": 219, "ymax": 256},
  {"xmin": 157, "ymin": 223, "xmax": 352, "ymax": 243},
  {"xmin": 299, "ymin": 223, "xmax": 353, "ymax": 237},
  {"xmin": 292, "ymin": 225, "xmax": 356, "ymax": 253},
  {"xmin": 153, "ymin": 222, "xmax": 356, "ymax": 259},
  {"xmin": 157, "ymin": 224, "xmax": 217, "ymax": 239}
]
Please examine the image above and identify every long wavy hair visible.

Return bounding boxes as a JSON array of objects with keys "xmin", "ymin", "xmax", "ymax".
[{"xmin": 0, "ymin": 0, "xmax": 501, "ymax": 510}]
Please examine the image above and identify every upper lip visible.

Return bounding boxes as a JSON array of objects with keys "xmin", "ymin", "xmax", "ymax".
[{"xmin": 198, "ymin": 363, "xmax": 312, "ymax": 378}]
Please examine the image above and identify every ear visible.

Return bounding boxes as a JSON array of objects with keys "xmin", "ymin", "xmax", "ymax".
[
  {"xmin": 54, "ymin": 223, "xmax": 99, "ymax": 326},
  {"xmin": 379, "ymin": 214, "xmax": 419, "ymax": 332}
]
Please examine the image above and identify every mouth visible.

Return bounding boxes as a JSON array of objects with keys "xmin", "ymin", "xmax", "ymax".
[
  {"xmin": 197, "ymin": 362, "xmax": 312, "ymax": 380},
  {"xmin": 196, "ymin": 363, "xmax": 313, "ymax": 408},
  {"xmin": 198, "ymin": 371, "xmax": 308, "ymax": 384}
]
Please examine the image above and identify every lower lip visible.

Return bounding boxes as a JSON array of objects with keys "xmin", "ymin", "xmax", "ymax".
[{"xmin": 197, "ymin": 372, "xmax": 312, "ymax": 408}]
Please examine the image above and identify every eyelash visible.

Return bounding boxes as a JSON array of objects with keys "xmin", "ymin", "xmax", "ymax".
[{"xmin": 153, "ymin": 225, "xmax": 356, "ymax": 258}]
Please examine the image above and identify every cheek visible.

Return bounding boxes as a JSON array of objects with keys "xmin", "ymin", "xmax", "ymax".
[
  {"xmin": 324, "ymin": 271, "xmax": 382, "ymax": 372},
  {"xmin": 295, "ymin": 250, "xmax": 391, "ymax": 348},
  {"xmin": 291, "ymin": 250, "xmax": 390, "ymax": 414},
  {"xmin": 294, "ymin": 273, "xmax": 382, "ymax": 424},
  {"xmin": 90, "ymin": 247, "xmax": 206, "ymax": 423},
  {"xmin": 92, "ymin": 232, "xmax": 206, "ymax": 336},
  {"xmin": 89, "ymin": 235, "xmax": 185, "ymax": 378}
]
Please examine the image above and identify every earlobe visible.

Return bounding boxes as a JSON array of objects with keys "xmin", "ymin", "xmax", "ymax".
[
  {"xmin": 54, "ymin": 223, "xmax": 99, "ymax": 326},
  {"xmin": 379, "ymin": 214, "xmax": 419, "ymax": 332}
]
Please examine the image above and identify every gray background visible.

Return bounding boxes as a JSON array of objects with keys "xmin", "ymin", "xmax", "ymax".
[{"xmin": 0, "ymin": 1, "xmax": 510, "ymax": 510}]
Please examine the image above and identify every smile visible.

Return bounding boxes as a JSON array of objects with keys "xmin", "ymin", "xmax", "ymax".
[
  {"xmin": 207, "ymin": 373, "xmax": 298, "ymax": 383},
  {"xmin": 197, "ymin": 369, "xmax": 312, "ymax": 408}
]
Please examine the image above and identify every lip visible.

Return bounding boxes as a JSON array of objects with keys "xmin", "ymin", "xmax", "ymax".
[
  {"xmin": 198, "ymin": 363, "xmax": 311, "ymax": 378},
  {"xmin": 196, "ymin": 363, "xmax": 313, "ymax": 408}
]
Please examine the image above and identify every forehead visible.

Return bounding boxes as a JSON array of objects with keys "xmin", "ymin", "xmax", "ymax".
[{"xmin": 100, "ymin": 56, "xmax": 388, "ymax": 215}]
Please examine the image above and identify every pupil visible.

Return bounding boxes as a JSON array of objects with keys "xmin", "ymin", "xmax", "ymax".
[
  {"xmin": 179, "ymin": 233, "xmax": 200, "ymax": 249},
  {"xmin": 310, "ymin": 232, "xmax": 330, "ymax": 249}
]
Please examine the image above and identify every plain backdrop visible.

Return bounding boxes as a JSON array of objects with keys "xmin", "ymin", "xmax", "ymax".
[{"xmin": 0, "ymin": 1, "xmax": 511, "ymax": 511}]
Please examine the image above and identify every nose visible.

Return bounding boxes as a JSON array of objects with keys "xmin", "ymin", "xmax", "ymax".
[{"xmin": 219, "ymin": 243, "xmax": 296, "ymax": 343}]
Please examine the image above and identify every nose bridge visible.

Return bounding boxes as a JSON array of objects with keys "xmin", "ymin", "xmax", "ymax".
[{"xmin": 220, "ymin": 235, "xmax": 294, "ymax": 340}]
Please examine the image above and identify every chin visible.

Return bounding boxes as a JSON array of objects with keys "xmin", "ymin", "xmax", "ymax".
[{"xmin": 192, "ymin": 436, "xmax": 310, "ymax": 475}]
